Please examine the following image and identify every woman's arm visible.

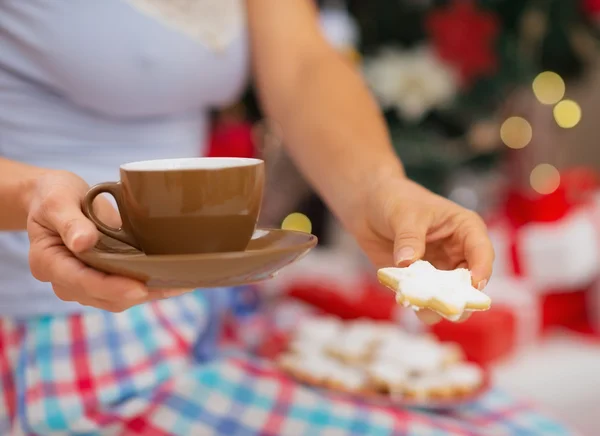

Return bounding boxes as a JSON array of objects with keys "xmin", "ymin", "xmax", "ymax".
[
  {"xmin": 246, "ymin": 0, "xmax": 403, "ymax": 226},
  {"xmin": 247, "ymin": 0, "xmax": 494, "ymax": 309},
  {"xmin": 0, "ymin": 158, "xmax": 48, "ymax": 231}
]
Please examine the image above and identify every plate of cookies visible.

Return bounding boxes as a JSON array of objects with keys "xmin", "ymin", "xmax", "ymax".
[{"xmin": 275, "ymin": 316, "xmax": 490, "ymax": 409}]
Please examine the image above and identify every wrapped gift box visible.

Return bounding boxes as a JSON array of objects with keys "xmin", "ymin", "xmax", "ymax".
[
  {"xmin": 432, "ymin": 309, "xmax": 515, "ymax": 367},
  {"xmin": 486, "ymin": 173, "xmax": 600, "ymax": 332},
  {"xmin": 431, "ymin": 277, "xmax": 540, "ymax": 366}
]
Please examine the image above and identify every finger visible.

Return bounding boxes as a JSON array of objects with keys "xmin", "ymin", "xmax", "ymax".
[
  {"xmin": 150, "ymin": 288, "xmax": 195, "ymax": 300},
  {"xmin": 392, "ymin": 215, "xmax": 429, "ymax": 267},
  {"xmin": 52, "ymin": 284, "xmax": 140, "ymax": 312},
  {"xmin": 455, "ymin": 311, "xmax": 473, "ymax": 323},
  {"xmin": 38, "ymin": 189, "xmax": 99, "ymax": 253},
  {"xmin": 463, "ymin": 221, "xmax": 495, "ymax": 289},
  {"xmin": 46, "ymin": 245, "xmax": 149, "ymax": 303},
  {"xmin": 416, "ymin": 309, "xmax": 443, "ymax": 325},
  {"xmin": 93, "ymin": 196, "xmax": 121, "ymax": 229}
]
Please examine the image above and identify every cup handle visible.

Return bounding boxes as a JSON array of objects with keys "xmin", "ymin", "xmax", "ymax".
[{"xmin": 82, "ymin": 182, "xmax": 140, "ymax": 250}]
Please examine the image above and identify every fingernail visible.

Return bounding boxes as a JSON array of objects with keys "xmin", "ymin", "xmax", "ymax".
[
  {"xmin": 68, "ymin": 231, "xmax": 85, "ymax": 250},
  {"xmin": 477, "ymin": 280, "xmax": 488, "ymax": 291},
  {"xmin": 395, "ymin": 247, "xmax": 415, "ymax": 265},
  {"xmin": 125, "ymin": 288, "xmax": 147, "ymax": 300}
]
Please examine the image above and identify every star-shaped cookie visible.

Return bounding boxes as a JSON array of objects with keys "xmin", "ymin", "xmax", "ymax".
[{"xmin": 377, "ymin": 261, "xmax": 491, "ymax": 321}]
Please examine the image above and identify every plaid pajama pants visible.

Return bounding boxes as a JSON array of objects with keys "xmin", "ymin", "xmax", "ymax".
[{"xmin": 0, "ymin": 289, "xmax": 576, "ymax": 435}]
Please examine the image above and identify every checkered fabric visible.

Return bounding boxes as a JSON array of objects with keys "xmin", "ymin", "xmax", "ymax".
[{"xmin": 0, "ymin": 289, "xmax": 576, "ymax": 435}]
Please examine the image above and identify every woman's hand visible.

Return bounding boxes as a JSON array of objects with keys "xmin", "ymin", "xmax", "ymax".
[
  {"xmin": 26, "ymin": 171, "xmax": 189, "ymax": 312},
  {"xmin": 348, "ymin": 175, "xmax": 495, "ymax": 325}
]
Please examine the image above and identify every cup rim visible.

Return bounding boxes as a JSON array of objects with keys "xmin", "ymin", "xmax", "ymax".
[{"xmin": 120, "ymin": 157, "xmax": 263, "ymax": 172}]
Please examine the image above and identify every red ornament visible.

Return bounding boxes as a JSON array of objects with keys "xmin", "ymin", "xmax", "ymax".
[
  {"xmin": 426, "ymin": 0, "xmax": 500, "ymax": 86},
  {"xmin": 207, "ymin": 121, "xmax": 256, "ymax": 158}
]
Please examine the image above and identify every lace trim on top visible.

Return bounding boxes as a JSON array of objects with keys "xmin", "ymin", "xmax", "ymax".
[{"xmin": 125, "ymin": 0, "xmax": 244, "ymax": 51}]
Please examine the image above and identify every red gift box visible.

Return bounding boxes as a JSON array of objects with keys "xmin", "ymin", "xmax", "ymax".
[
  {"xmin": 287, "ymin": 280, "xmax": 397, "ymax": 321},
  {"xmin": 432, "ymin": 308, "xmax": 515, "ymax": 367},
  {"xmin": 430, "ymin": 276, "xmax": 540, "ymax": 366},
  {"xmin": 487, "ymin": 168, "xmax": 600, "ymax": 332}
]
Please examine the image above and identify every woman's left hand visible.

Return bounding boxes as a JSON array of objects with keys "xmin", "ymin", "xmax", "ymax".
[{"xmin": 346, "ymin": 176, "xmax": 495, "ymax": 325}]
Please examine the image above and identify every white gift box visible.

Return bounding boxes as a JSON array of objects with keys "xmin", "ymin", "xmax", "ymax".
[{"xmin": 519, "ymin": 209, "xmax": 600, "ymax": 291}]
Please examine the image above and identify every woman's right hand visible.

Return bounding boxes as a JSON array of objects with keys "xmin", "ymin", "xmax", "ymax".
[{"xmin": 26, "ymin": 170, "xmax": 189, "ymax": 312}]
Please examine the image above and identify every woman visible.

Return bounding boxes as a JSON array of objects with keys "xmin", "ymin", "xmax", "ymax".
[{"xmin": 0, "ymin": 0, "xmax": 493, "ymax": 433}]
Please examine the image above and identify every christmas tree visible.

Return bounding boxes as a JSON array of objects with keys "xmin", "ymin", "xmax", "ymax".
[
  {"xmin": 233, "ymin": 0, "xmax": 600, "ymax": 238},
  {"xmin": 344, "ymin": 0, "xmax": 599, "ymax": 193}
]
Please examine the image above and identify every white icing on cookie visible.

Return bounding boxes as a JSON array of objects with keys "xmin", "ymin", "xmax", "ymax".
[
  {"xmin": 281, "ymin": 351, "xmax": 343, "ymax": 382},
  {"xmin": 288, "ymin": 336, "xmax": 328, "ymax": 356},
  {"xmin": 368, "ymin": 360, "xmax": 409, "ymax": 388},
  {"xmin": 379, "ymin": 261, "xmax": 491, "ymax": 315},
  {"xmin": 295, "ymin": 316, "xmax": 342, "ymax": 343},
  {"xmin": 404, "ymin": 373, "xmax": 450, "ymax": 399},
  {"xmin": 328, "ymin": 321, "xmax": 380, "ymax": 359},
  {"xmin": 375, "ymin": 336, "xmax": 448, "ymax": 374},
  {"xmin": 328, "ymin": 365, "xmax": 367, "ymax": 391},
  {"xmin": 444, "ymin": 362, "xmax": 483, "ymax": 388}
]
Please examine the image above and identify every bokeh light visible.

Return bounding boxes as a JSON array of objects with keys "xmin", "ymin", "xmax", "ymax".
[
  {"xmin": 553, "ymin": 100, "xmax": 582, "ymax": 128},
  {"xmin": 530, "ymin": 163, "xmax": 560, "ymax": 195},
  {"xmin": 532, "ymin": 71, "xmax": 565, "ymax": 105},
  {"xmin": 500, "ymin": 117, "xmax": 532, "ymax": 149},
  {"xmin": 281, "ymin": 212, "xmax": 312, "ymax": 234}
]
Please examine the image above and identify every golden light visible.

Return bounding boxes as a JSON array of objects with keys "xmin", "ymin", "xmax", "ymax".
[
  {"xmin": 553, "ymin": 99, "xmax": 582, "ymax": 128},
  {"xmin": 500, "ymin": 117, "xmax": 532, "ymax": 149},
  {"xmin": 281, "ymin": 212, "xmax": 312, "ymax": 234},
  {"xmin": 532, "ymin": 71, "xmax": 565, "ymax": 105},
  {"xmin": 530, "ymin": 163, "xmax": 560, "ymax": 195}
]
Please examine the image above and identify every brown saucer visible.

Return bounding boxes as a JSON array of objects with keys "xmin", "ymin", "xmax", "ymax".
[{"xmin": 75, "ymin": 229, "xmax": 317, "ymax": 289}]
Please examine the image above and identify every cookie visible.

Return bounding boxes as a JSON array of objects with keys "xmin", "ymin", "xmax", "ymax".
[
  {"xmin": 295, "ymin": 316, "xmax": 342, "ymax": 343},
  {"xmin": 443, "ymin": 361, "xmax": 484, "ymax": 396},
  {"xmin": 376, "ymin": 336, "xmax": 451, "ymax": 375},
  {"xmin": 277, "ymin": 351, "xmax": 343, "ymax": 385},
  {"xmin": 326, "ymin": 364, "xmax": 368, "ymax": 394},
  {"xmin": 377, "ymin": 261, "xmax": 491, "ymax": 321},
  {"xmin": 367, "ymin": 359, "xmax": 409, "ymax": 393},
  {"xmin": 402, "ymin": 373, "xmax": 455, "ymax": 400},
  {"xmin": 326, "ymin": 321, "xmax": 381, "ymax": 363}
]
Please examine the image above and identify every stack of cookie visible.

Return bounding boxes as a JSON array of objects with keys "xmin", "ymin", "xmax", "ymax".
[{"xmin": 277, "ymin": 317, "xmax": 485, "ymax": 401}]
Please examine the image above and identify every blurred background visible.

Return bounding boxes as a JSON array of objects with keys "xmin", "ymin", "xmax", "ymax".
[{"xmin": 208, "ymin": 0, "xmax": 600, "ymax": 434}]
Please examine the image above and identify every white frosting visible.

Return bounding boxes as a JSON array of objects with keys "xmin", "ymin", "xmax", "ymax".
[
  {"xmin": 289, "ymin": 337, "xmax": 328, "ymax": 356},
  {"xmin": 380, "ymin": 261, "xmax": 491, "ymax": 314},
  {"xmin": 281, "ymin": 316, "xmax": 485, "ymax": 400},
  {"xmin": 282, "ymin": 351, "xmax": 343, "ymax": 382},
  {"xmin": 395, "ymin": 340, "xmax": 448, "ymax": 374},
  {"xmin": 443, "ymin": 362, "xmax": 483, "ymax": 388},
  {"xmin": 368, "ymin": 360, "xmax": 408, "ymax": 387},
  {"xmin": 405, "ymin": 373, "xmax": 449, "ymax": 398},
  {"xmin": 328, "ymin": 365, "xmax": 367, "ymax": 391},
  {"xmin": 295, "ymin": 316, "xmax": 342, "ymax": 344},
  {"xmin": 328, "ymin": 321, "xmax": 379, "ymax": 358}
]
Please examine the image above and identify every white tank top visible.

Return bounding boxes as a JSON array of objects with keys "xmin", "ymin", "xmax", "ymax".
[{"xmin": 0, "ymin": 0, "xmax": 249, "ymax": 316}]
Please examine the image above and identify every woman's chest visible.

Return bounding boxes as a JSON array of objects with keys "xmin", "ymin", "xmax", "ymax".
[{"xmin": 0, "ymin": 0, "xmax": 249, "ymax": 117}]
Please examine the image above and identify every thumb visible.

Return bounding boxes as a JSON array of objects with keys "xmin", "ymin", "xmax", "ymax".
[
  {"xmin": 41, "ymin": 194, "xmax": 99, "ymax": 254},
  {"xmin": 392, "ymin": 217, "xmax": 428, "ymax": 267}
]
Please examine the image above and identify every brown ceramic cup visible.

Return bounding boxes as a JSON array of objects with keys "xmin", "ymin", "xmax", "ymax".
[{"xmin": 82, "ymin": 157, "xmax": 265, "ymax": 255}]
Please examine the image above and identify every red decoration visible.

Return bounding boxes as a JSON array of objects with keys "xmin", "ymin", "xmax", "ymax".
[
  {"xmin": 583, "ymin": 0, "xmax": 600, "ymax": 17},
  {"xmin": 432, "ymin": 309, "xmax": 517, "ymax": 367},
  {"xmin": 207, "ymin": 122, "xmax": 255, "ymax": 158},
  {"xmin": 426, "ymin": 0, "xmax": 500, "ymax": 86},
  {"xmin": 504, "ymin": 185, "xmax": 571, "ymax": 230},
  {"xmin": 287, "ymin": 281, "xmax": 397, "ymax": 321}
]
